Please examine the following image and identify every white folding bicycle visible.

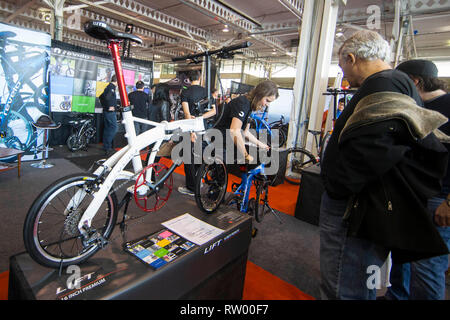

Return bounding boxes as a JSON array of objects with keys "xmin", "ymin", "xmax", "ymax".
[{"xmin": 22, "ymin": 21, "xmax": 206, "ymax": 268}]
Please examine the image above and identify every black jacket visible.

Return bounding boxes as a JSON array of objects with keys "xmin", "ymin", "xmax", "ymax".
[
  {"xmin": 149, "ymin": 100, "xmax": 170, "ymax": 123},
  {"xmin": 340, "ymin": 92, "xmax": 449, "ymax": 263},
  {"xmin": 99, "ymin": 82, "xmax": 117, "ymax": 111}
]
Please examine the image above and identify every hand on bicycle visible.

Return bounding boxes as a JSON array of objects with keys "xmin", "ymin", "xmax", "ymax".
[
  {"xmin": 245, "ymin": 153, "xmax": 254, "ymax": 163},
  {"xmin": 190, "ymin": 132, "xmax": 197, "ymax": 143},
  {"xmin": 259, "ymin": 142, "xmax": 270, "ymax": 151}
]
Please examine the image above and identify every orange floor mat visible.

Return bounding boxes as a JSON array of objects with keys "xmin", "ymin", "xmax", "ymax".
[
  {"xmin": 243, "ymin": 261, "xmax": 314, "ymax": 300},
  {"xmin": 0, "ymin": 271, "xmax": 8, "ymax": 300}
]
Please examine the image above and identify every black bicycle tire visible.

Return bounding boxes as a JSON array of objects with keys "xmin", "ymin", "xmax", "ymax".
[
  {"xmin": 254, "ymin": 182, "xmax": 268, "ymax": 223},
  {"xmin": 23, "ymin": 173, "xmax": 118, "ymax": 268},
  {"xmin": 66, "ymin": 134, "xmax": 81, "ymax": 151},
  {"xmin": 194, "ymin": 159, "xmax": 228, "ymax": 213},
  {"xmin": 284, "ymin": 147, "xmax": 318, "ymax": 185},
  {"xmin": 319, "ymin": 132, "xmax": 332, "ymax": 163},
  {"xmin": 270, "ymin": 124, "xmax": 287, "ymax": 147}
]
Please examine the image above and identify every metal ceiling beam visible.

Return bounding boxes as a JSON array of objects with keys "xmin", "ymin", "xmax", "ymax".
[
  {"xmin": 278, "ymin": 0, "xmax": 303, "ymax": 20},
  {"xmin": 177, "ymin": 0, "xmax": 288, "ymax": 53},
  {"xmin": 3, "ymin": 0, "xmax": 37, "ymax": 23},
  {"xmin": 107, "ymin": 0, "xmax": 209, "ymax": 40},
  {"xmin": 75, "ymin": 0, "xmax": 210, "ymax": 46},
  {"xmin": 215, "ymin": 0, "xmax": 263, "ymax": 28}
]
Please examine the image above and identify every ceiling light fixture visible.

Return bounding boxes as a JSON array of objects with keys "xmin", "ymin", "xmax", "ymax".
[{"xmin": 222, "ymin": 24, "xmax": 229, "ymax": 32}]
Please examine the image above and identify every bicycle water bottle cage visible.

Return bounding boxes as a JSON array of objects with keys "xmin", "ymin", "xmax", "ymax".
[{"xmin": 84, "ymin": 21, "xmax": 143, "ymax": 45}]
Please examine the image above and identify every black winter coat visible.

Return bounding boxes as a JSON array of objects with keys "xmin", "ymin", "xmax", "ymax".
[{"xmin": 339, "ymin": 92, "xmax": 449, "ymax": 263}]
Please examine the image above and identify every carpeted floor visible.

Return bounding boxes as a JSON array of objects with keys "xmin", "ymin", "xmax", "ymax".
[{"xmin": 0, "ymin": 144, "xmax": 320, "ymax": 300}]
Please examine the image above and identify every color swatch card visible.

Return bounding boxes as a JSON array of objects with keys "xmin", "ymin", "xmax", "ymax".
[{"xmin": 123, "ymin": 229, "xmax": 196, "ymax": 270}]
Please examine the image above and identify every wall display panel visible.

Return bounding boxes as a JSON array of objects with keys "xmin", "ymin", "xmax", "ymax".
[
  {"xmin": 267, "ymin": 88, "xmax": 293, "ymax": 124},
  {"xmin": 0, "ymin": 22, "xmax": 51, "ymax": 161},
  {"xmin": 50, "ymin": 46, "xmax": 153, "ymax": 114}
]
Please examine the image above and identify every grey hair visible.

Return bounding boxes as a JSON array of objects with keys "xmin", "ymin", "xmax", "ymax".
[{"xmin": 339, "ymin": 30, "xmax": 391, "ymax": 62}]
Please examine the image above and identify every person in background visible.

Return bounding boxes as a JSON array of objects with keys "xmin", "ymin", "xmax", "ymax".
[
  {"xmin": 178, "ymin": 70, "xmax": 215, "ymax": 196},
  {"xmin": 336, "ymin": 98, "xmax": 345, "ymax": 119},
  {"xmin": 211, "ymin": 87, "xmax": 219, "ymax": 106},
  {"xmin": 100, "ymin": 74, "xmax": 118, "ymax": 156},
  {"xmin": 128, "ymin": 80, "xmax": 152, "ymax": 135},
  {"xmin": 214, "ymin": 80, "xmax": 277, "ymax": 162},
  {"xmin": 319, "ymin": 30, "xmax": 448, "ymax": 300},
  {"xmin": 383, "ymin": 59, "xmax": 450, "ymax": 300},
  {"xmin": 149, "ymin": 83, "xmax": 171, "ymax": 123}
]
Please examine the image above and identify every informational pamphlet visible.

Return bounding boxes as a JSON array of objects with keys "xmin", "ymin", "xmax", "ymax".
[
  {"xmin": 162, "ymin": 213, "xmax": 224, "ymax": 246},
  {"xmin": 124, "ymin": 229, "xmax": 196, "ymax": 270}
]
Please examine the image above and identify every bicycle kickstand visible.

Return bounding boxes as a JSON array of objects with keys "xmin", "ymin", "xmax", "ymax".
[{"xmin": 266, "ymin": 202, "xmax": 283, "ymax": 224}]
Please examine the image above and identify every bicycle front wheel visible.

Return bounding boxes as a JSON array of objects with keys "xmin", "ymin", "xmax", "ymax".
[
  {"xmin": 66, "ymin": 134, "xmax": 83, "ymax": 151},
  {"xmin": 284, "ymin": 148, "xmax": 317, "ymax": 185},
  {"xmin": 23, "ymin": 173, "xmax": 118, "ymax": 268},
  {"xmin": 194, "ymin": 158, "xmax": 228, "ymax": 213}
]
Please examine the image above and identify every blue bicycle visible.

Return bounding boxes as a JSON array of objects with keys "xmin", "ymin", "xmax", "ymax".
[
  {"xmin": 249, "ymin": 106, "xmax": 288, "ymax": 147},
  {"xmin": 195, "ymin": 147, "xmax": 315, "ymax": 223},
  {"xmin": 225, "ymin": 161, "xmax": 283, "ymax": 224}
]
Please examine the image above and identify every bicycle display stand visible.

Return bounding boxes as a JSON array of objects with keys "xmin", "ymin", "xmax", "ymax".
[
  {"xmin": 294, "ymin": 164, "xmax": 323, "ymax": 226},
  {"xmin": 9, "ymin": 205, "xmax": 252, "ymax": 300}
]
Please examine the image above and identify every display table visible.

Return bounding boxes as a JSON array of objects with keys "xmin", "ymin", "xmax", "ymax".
[
  {"xmin": 8, "ymin": 207, "xmax": 252, "ymax": 300},
  {"xmin": 294, "ymin": 164, "xmax": 323, "ymax": 226},
  {"xmin": 0, "ymin": 148, "xmax": 24, "ymax": 178}
]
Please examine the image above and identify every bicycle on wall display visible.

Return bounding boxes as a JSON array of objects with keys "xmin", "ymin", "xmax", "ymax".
[
  {"xmin": 0, "ymin": 30, "xmax": 50, "ymax": 160},
  {"xmin": 22, "ymin": 21, "xmax": 251, "ymax": 269}
]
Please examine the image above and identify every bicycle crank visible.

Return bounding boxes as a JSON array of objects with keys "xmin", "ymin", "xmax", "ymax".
[{"xmin": 133, "ymin": 162, "xmax": 173, "ymax": 212}]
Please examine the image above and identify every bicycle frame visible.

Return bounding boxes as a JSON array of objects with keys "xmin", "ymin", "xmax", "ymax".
[
  {"xmin": 250, "ymin": 106, "xmax": 272, "ymax": 136},
  {"xmin": 232, "ymin": 163, "xmax": 266, "ymax": 213},
  {"xmin": 75, "ymin": 39, "xmax": 204, "ymax": 234}
]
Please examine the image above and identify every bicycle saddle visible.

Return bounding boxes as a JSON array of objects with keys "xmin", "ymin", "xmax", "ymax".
[
  {"xmin": 84, "ymin": 21, "xmax": 143, "ymax": 44},
  {"xmin": 308, "ymin": 129, "xmax": 322, "ymax": 136}
]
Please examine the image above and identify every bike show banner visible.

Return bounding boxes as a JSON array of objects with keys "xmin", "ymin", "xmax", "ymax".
[
  {"xmin": 0, "ymin": 22, "xmax": 51, "ymax": 161},
  {"xmin": 50, "ymin": 45, "xmax": 153, "ymax": 113}
]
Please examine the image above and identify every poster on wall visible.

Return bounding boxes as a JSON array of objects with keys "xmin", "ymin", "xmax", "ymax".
[
  {"xmin": 0, "ymin": 22, "xmax": 51, "ymax": 162},
  {"xmin": 50, "ymin": 48, "xmax": 153, "ymax": 113}
]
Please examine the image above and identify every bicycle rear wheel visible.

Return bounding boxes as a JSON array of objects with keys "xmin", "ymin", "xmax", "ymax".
[
  {"xmin": 284, "ymin": 147, "xmax": 317, "ymax": 185},
  {"xmin": 23, "ymin": 173, "xmax": 118, "ymax": 268},
  {"xmin": 194, "ymin": 158, "xmax": 228, "ymax": 213},
  {"xmin": 254, "ymin": 181, "xmax": 268, "ymax": 223}
]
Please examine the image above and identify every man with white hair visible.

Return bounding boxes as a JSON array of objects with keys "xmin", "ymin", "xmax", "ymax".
[{"xmin": 319, "ymin": 30, "xmax": 449, "ymax": 299}]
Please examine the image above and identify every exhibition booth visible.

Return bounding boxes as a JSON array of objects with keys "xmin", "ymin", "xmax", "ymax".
[{"xmin": 0, "ymin": 20, "xmax": 324, "ymax": 301}]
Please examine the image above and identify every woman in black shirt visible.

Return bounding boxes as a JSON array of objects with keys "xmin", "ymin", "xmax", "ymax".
[{"xmin": 215, "ymin": 80, "xmax": 279, "ymax": 162}]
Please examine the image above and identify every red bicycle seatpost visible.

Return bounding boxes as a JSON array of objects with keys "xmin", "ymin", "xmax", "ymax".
[{"xmin": 108, "ymin": 41, "xmax": 130, "ymax": 107}]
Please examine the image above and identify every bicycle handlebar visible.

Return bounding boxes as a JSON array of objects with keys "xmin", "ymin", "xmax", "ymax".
[{"xmin": 171, "ymin": 41, "xmax": 252, "ymax": 62}]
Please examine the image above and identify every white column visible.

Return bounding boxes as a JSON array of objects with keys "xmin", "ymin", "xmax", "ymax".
[{"xmin": 287, "ymin": 0, "xmax": 341, "ymax": 154}]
